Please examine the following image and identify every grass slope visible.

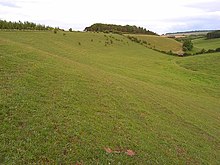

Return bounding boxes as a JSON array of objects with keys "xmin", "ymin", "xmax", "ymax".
[
  {"xmin": 128, "ymin": 34, "xmax": 183, "ymax": 54},
  {"xmin": 177, "ymin": 53, "xmax": 220, "ymax": 76},
  {"xmin": 193, "ymin": 38, "xmax": 220, "ymax": 50},
  {"xmin": 0, "ymin": 31, "xmax": 220, "ymax": 164}
]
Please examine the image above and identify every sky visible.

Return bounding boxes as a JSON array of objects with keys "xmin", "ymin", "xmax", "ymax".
[{"xmin": 0, "ymin": 0, "xmax": 219, "ymax": 34}]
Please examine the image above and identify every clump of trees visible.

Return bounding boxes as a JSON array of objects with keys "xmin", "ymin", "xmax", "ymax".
[
  {"xmin": 0, "ymin": 20, "xmax": 53, "ymax": 30},
  {"xmin": 182, "ymin": 39, "xmax": 193, "ymax": 51},
  {"xmin": 127, "ymin": 36, "xmax": 142, "ymax": 44},
  {"xmin": 84, "ymin": 23, "xmax": 158, "ymax": 35},
  {"xmin": 207, "ymin": 30, "xmax": 220, "ymax": 39}
]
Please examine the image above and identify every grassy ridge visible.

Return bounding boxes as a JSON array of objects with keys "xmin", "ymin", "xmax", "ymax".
[
  {"xmin": 127, "ymin": 34, "xmax": 183, "ymax": 54},
  {"xmin": 0, "ymin": 31, "xmax": 220, "ymax": 164}
]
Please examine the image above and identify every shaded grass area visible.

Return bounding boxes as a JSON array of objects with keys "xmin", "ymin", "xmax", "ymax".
[{"xmin": 0, "ymin": 31, "xmax": 220, "ymax": 164}]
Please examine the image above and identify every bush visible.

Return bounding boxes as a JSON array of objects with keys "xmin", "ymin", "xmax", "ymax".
[
  {"xmin": 127, "ymin": 36, "xmax": 142, "ymax": 44},
  {"xmin": 200, "ymin": 49, "xmax": 206, "ymax": 54},
  {"xmin": 53, "ymin": 29, "xmax": 57, "ymax": 34},
  {"xmin": 183, "ymin": 52, "xmax": 192, "ymax": 56},
  {"xmin": 104, "ymin": 30, "xmax": 109, "ymax": 33},
  {"xmin": 216, "ymin": 48, "xmax": 220, "ymax": 52},
  {"xmin": 207, "ymin": 49, "xmax": 215, "ymax": 53},
  {"xmin": 168, "ymin": 50, "xmax": 174, "ymax": 55},
  {"xmin": 142, "ymin": 40, "xmax": 147, "ymax": 44},
  {"xmin": 182, "ymin": 39, "xmax": 193, "ymax": 51}
]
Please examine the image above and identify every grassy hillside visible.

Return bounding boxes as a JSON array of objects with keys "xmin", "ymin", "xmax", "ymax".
[
  {"xmin": 0, "ymin": 31, "xmax": 220, "ymax": 164},
  {"xmin": 193, "ymin": 37, "xmax": 220, "ymax": 50},
  {"xmin": 128, "ymin": 34, "xmax": 183, "ymax": 54},
  {"xmin": 177, "ymin": 53, "xmax": 220, "ymax": 76}
]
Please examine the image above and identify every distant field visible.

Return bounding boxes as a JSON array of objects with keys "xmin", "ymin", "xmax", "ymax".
[
  {"xmin": 128, "ymin": 34, "xmax": 183, "ymax": 54},
  {"xmin": 0, "ymin": 31, "xmax": 220, "ymax": 164},
  {"xmin": 193, "ymin": 38, "xmax": 220, "ymax": 50},
  {"xmin": 166, "ymin": 31, "xmax": 211, "ymax": 36}
]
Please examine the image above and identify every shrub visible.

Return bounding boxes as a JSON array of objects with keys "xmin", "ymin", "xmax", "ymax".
[
  {"xmin": 183, "ymin": 52, "xmax": 192, "ymax": 56},
  {"xmin": 200, "ymin": 49, "xmax": 206, "ymax": 54},
  {"xmin": 207, "ymin": 49, "xmax": 215, "ymax": 53},
  {"xmin": 216, "ymin": 48, "xmax": 220, "ymax": 52},
  {"xmin": 127, "ymin": 36, "xmax": 142, "ymax": 44},
  {"xmin": 53, "ymin": 29, "xmax": 58, "ymax": 34},
  {"xmin": 182, "ymin": 39, "xmax": 193, "ymax": 51},
  {"xmin": 142, "ymin": 40, "xmax": 147, "ymax": 44},
  {"xmin": 168, "ymin": 50, "xmax": 174, "ymax": 55}
]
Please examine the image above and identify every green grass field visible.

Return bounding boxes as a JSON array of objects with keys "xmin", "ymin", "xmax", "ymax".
[
  {"xmin": 0, "ymin": 31, "xmax": 220, "ymax": 164},
  {"xmin": 193, "ymin": 37, "xmax": 220, "ymax": 50},
  {"xmin": 127, "ymin": 34, "xmax": 183, "ymax": 54}
]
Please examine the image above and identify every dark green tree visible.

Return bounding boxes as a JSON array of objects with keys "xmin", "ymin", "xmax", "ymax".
[
  {"xmin": 207, "ymin": 30, "xmax": 220, "ymax": 39},
  {"xmin": 0, "ymin": 19, "xmax": 54, "ymax": 30},
  {"xmin": 182, "ymin": 39, "xmax": 193, "ymax": 51},
  {"xmin": 84, "ymin": 23, "xmax": 158, "ymax": 35},
  {"xmin": 53, "ymin": 28, "xmax": 58, "ymax": 34}
]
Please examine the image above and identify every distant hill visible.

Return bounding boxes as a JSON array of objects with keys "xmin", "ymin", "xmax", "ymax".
[
  {"xmin": 166, "ymin": 30, "xmax": 214, "ymax": 36},
  {"xmin": 84, "ymin": 23, "xmax": 157, "ymax": 35}
]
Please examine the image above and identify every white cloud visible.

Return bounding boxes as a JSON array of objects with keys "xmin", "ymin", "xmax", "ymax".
[{"xmin": 0, "ymin": 0, "xmax": 219, "ymax": 33}]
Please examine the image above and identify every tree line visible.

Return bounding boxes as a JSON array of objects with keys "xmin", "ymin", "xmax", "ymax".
[
  {"xmin": 0, "ymin": 20, "xmax": 54, "ymax": 30},
  {"xmin": 207, "ymin": 30, "xmax": 220, "ymax": 39},
  {"xmin": 84, "ymin": 23, "xmax": 157, "ymax": 35}
]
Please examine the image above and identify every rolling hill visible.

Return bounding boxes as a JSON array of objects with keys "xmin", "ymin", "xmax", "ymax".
[
  {"xmin": 193, "ymin": 37, "xmax": 220, "ymax": 50},
  {"xmin": 0, "ymin": 31, "xmax": 220, "ymax": 164}
]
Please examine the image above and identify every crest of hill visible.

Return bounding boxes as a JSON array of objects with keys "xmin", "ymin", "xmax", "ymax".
[{"xmin": 84, "ymin": 23, "xmax": 157, "ymax": 35}]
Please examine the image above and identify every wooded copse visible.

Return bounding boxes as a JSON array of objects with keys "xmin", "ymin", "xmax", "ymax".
[
  {"xmin": 84, "ymin": 23, "xmax": 157, "ymax": 35},
  {"xmin": 207, "ymin": 30, "xmax": 220, "ymax": 39},
  {"xmin": 0, "ymin": 20, "xmax": 53, "ymax": 30}
]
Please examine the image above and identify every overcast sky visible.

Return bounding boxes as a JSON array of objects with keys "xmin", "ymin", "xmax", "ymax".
[{"xmin": 0, "ymin": 0, "xmax": 219, "ymax": 34}]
